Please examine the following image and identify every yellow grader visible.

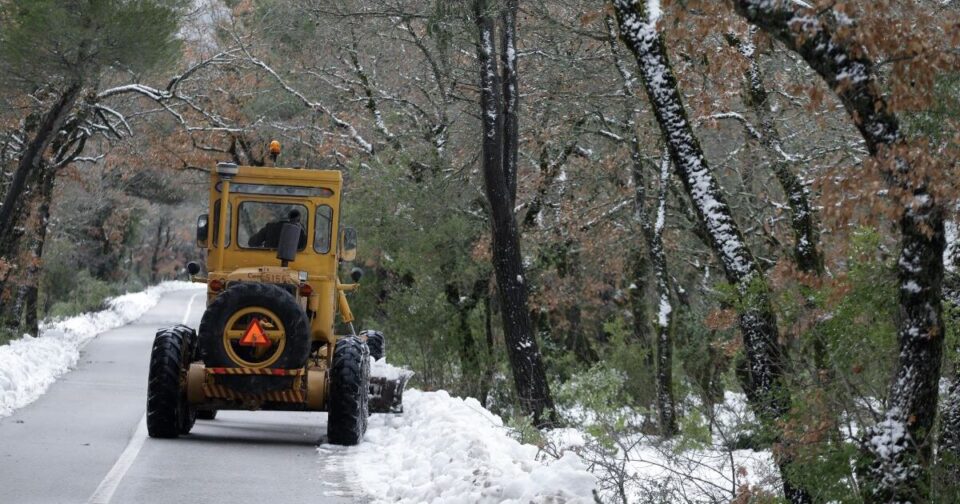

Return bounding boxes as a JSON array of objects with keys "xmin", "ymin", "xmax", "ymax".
[{"xmin": 145, "ymin": 156, "xmax": 405, "ymax": 445}]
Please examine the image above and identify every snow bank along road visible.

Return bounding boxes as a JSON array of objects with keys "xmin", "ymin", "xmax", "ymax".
[
  {"xmin": 0, "ymin": 285, "xmax": 597, "ymax": 503},
  {"xmin": 0, "ymin": 287, "xmax": 361, "ymax": 504}
]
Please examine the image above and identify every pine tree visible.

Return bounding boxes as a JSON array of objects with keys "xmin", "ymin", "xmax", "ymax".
[{"xmin": 0, "ymin": 0, "xmax": 186, "ymax": 335}]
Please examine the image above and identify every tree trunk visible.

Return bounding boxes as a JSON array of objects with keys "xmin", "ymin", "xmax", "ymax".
[
  {"xmin": 481, "ymin": 279, "xmax": 495, "ymax": 407},
  {"xmin": 149, "ymin": 217, "xmax": 169, "ymax": 284},
  {"xmin": 607, "ymin": 12, "xmax": 674, "ymax": 430},
  {"xmin": 0, "ymin": 84, "xmax": 82, "ymax": 320},
  {"xmin": 18, "ymin": 162, "xmax": 56, "ymax": 335},
  {"xmin": 627, "ymin": 130, "xmax": 654, "ymax": 370},
  {"xmin": 649, "ymin": 151, "xmax": 677, "ymax": 436},
  {"xmin": 0, "ymin": 83, "xmax": 81, "ymax": 240},
  {"xmin": 499, "ymin": 0, "xmax": 519, "ymax": 204},
  {"xmin": 726, "ymin": 28, "xmax": 823, "ymax": 275},
  {"xmin": 731, "ymin": 3, "xmax": 947, "ymax": 501},
  {"xmin": 474, "ymin": 0, "xmax": 555, "ymax": 427},
  {"xmin": 610, "ymin": 1, "xmax": 807, "ymax": 500}
]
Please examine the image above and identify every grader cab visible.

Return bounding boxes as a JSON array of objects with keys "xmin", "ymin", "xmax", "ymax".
[{"xmin": 145, "ymin": 158, "xmax": 406, "ymax": 445}]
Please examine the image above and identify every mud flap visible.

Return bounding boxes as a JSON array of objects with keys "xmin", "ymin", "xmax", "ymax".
[{"xmin": 368, "ymin": 374, "xmax": 411, "ymax": 414}]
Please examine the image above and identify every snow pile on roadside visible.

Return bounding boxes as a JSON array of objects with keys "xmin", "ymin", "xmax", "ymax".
[
  {"xmin": 0, "ymin": 281, "xmax": 200, "ymax": 417},
  {"xmin": 369, "ymin": 357, "xmax": 414, "ymax": 381},
  {"xmin": 323, "ymin": 390, "xmax": 596, "ymax": 503}
]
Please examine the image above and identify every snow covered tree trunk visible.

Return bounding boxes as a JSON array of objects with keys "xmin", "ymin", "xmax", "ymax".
[
  {"xmin": 499, "ymin": 0, "xmax": 519, "ymax": 205},
  {"xmin": 731, "ymin": 2, "xmax": 947, "ymax": 501},
  {"xmin": 473, "ymin": 0, "xmax": 555, "ymax": 426},
  {"xmin": 0, "ymin": 83, "xmax": 82, "ymax": 315},
  {"xmin": 610, "ymin": 1, "xmax": 808, "ymax": 501},
  {"xmin": 606, "ymin": 13, "xmax": 670, "ymax": 427},
  {"xmin": 0, "ymin": 82, "xmax": 81, "ymax": 243},
  {"xmin": 727, "ymin": 28, "xmax": 822, "ymax": 275},
  {"xmin": 648, "ymin": 151, "xmax": 677, "ymax": 436}
]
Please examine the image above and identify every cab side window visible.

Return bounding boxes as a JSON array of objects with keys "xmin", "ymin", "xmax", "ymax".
[
  {"xmin": 212, "ymin": 199, "xmax": 232, "ymax": 247},
  {"xmin": 315, "ymin": 205, "xmax": 333, "ymax": 253}
]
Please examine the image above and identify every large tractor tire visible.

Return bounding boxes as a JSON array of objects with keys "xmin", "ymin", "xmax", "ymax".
[
  {"xmin": 327, "ymin": 337, "xmax": 370, "ymax": 445},
  {"xmin": 199, "ymin": 282, "xmax": 310, "ymax": 373},
  {"xmin": 147, "ymin": 326, "xmax": 195, "ymax": 438},
  {"xmin": 360, "ymin": 329, "xmax": 385, "ymax": 361}
]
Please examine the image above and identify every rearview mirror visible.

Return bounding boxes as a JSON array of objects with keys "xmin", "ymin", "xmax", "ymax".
[
  {"xmin": 340, "ymin": 227, "xmax": 358, "ymax": 262},
  {"xmin": 196, "ymin": 214, "xmax": 209, "ymax": 248},
  {"xmin": 277, "ymin": 223, "xmax": 301, "ymax": 266}
]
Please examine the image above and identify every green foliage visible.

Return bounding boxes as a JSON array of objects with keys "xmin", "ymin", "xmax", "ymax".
[
  {"xmin": 674, "ymin": 306, "xmax": 733, "ymax": 407},
  {"xmin": 598, "ymin": 316, "xmax": 657, "ymax": 407},
  {"xmin": 785, "ymin": 398, "xmax": 862, "ymax": 502},
  {"xmin": 342, "ymin": 158, "xmax": 491, "ymax": 396},
  {"xmin": 0, "ymin": 326, "xmax": 15, "ymax": 346},
  {"xmin": 42, "ymin": 270, "xmax": 143, "ymax": 320},
  {"xmin": 811, "ymin": 228, "xmax": 898, "ymax": 390},
  {"xmin": 0, "ymin": 0, "xmax": 186, "ymax": 90},
  {"xmin": 773, "ymin": 229, "xmax": 899, "ymax": 502},
  {"xmin": 674, "ymin": 408, "xmax": 711, "ymax": 451},
  {"xmin": 932, "ymin": 296, "xmax": 960, "ymax": 500},
  {"xmin": 538, "ymin": 317, "xmax": 588, "ymax": 383},
  {"xmin": 506, "ymin": 412, "xmax": 544, "ymax": 446},
  {"xmin": 38, "ymin": 239, "xmax": 145, "ymax": 321},
  {"xmin": 943, "ymin": 297, "xmax": 960, "ymax": 385},
  {"xmin": 904, "ymin": 73, "xmax": 960, "ymax": 145},
  {"xmin": 556, "ymin": 364, "xmax": 638, "ymax": 448}
]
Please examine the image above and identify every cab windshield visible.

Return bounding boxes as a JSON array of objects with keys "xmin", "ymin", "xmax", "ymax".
[{"xmin": 237, "ymin": 202, "xmax": 308, "ymax": 250}]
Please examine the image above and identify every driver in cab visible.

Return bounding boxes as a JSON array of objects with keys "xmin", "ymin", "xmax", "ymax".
[{"xmin": 248, "ymin": 209, "xmax": 307, "ymax": 249}]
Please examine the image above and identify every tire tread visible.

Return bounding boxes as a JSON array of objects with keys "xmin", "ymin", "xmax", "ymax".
[{"xmin": 327, "ymin": 337, "xmax": 370, "ymax": 445}]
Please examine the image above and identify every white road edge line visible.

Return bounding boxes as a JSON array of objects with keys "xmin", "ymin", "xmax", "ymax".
[
  {"xmin": 86, "ymin": 416, "xmax": 148, "ymax": 504},
  {"xmin": 181, "ymin": 291, "xmax": 201, "ymax": 326},
  {"xmin": 86, "ymin": 291, "xmax": 202, "ymax": 504}
]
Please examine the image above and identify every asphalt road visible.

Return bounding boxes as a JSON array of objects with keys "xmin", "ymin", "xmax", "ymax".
[{"xmin": 0, "ymin": 287, "xmax": 365, "ymax": 504}]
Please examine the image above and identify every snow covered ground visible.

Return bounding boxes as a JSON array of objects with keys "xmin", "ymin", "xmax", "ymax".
[
  {"xmin": 0, "ymin": 281, "xmax": 199, "ymax": 417},
  {"xmin": 322, "ymin": 388, "xmax": 597, "ymax": 504},
  {"xmin": 550, "ymin": 391, "xmax": 779, "ymax": 503}
]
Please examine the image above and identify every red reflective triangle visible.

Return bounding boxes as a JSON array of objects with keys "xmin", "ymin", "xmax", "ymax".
[{"xmin": 239, "ymin": 317, "xmax": 271, "ymax": 347}]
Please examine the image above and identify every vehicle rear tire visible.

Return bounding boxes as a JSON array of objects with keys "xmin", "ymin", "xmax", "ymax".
[
  {"xmin": 171, "ymin": 325, "xmax": 198, "ymax": 434},
  {"xmin": 327, "ymin": 337, "xmax": 370, "ymax": 445},
  {"xmin": 360, "ymin": 330, "xmax": 385, "ymax": 361},
  {"xmin": 196, "ymin": 409, "xmax": 218, "ymax": 420},
  {"xmin": 199, "ymin": 282, "xmax": 310, "ymax": 371},
  {"xmin": 170, "ymin": 324, "xmax": 198, "ymax": 360},
  {"xmin": 147, "ymin": 327, "xmax": 193, "ymax": 438}
]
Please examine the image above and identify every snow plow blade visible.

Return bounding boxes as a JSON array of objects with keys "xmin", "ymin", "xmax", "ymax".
[{"xmin": 368, "ymin": 374, "xmax": 410, "ymax": 414}]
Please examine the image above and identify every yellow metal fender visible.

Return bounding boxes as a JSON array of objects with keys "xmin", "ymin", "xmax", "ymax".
[
  {"xmin": 186, "ymin": 363, "xmax": 206, "ymax": 404},
  {"xmin": 306, "ymin": 367, "xmax": 327, "ymax": 410}
]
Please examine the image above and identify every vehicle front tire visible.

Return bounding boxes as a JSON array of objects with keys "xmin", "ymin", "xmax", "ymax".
[
  {"xmin": 327, "ymin": 337, "xmax": 370, "ymax": 445},
  {"xmin": 147, "ymin": 327, "xmax": 193, "ymax": 438}
]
